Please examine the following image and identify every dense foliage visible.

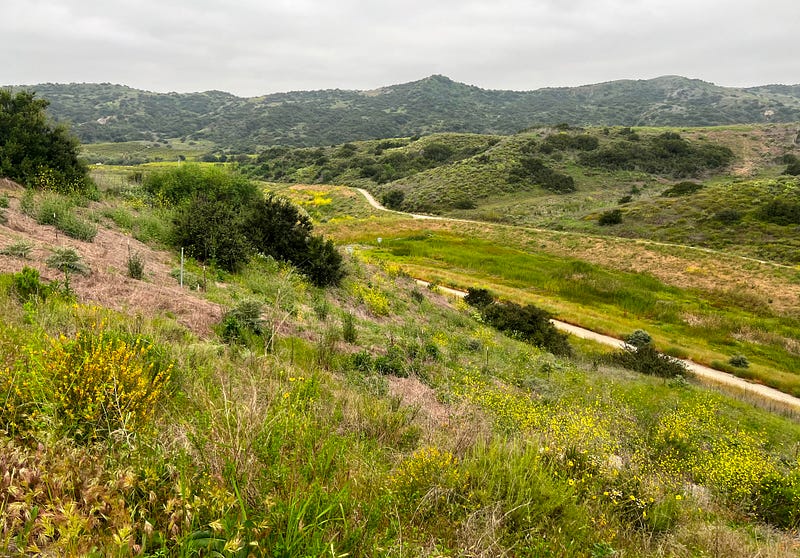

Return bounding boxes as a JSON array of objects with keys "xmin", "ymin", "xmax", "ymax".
[
  {"xmin": 0, "ymin": 90, "xmax": 91, "ymax": 193},
  {"xmin": 146, "ymin": 165, "xmax": 344, "ymax": 284},
  {"xmin": 23, "ymin": 76, "xmax": 800, "ymax": 149},
  {"xmin": 578, "ymin": 132, "xmax": 734, "ymax": 177}
]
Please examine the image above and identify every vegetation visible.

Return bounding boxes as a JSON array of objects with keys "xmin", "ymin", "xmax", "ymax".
[
  {"xmin": 23, "ymin": 76, "xmax": 800, "ymax": 150},
  {"xmin": 143, "ymin": 165, "xmax": 345, "ymax": 285},
  {"xmin": 2, "ymin": 156, "xmax": 800, "ymax": 556},
  {"xmin": 0, "ymin": 89, "xmax": 92, "ymax": 194}
]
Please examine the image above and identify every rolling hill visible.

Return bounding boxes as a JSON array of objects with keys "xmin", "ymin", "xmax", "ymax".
[{"xmin": 9, "ymin": 75, "xmax": 800, "ymax": 149}]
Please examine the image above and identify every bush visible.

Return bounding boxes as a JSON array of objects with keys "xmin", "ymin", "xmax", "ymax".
[
  {"xmin": 598, "ymin": 209, "xmax": 623, "ymax": 226},
  {"xmin": 41, "ymin": 330, "xmax": 172, "ymax": 442},
  {"xmin": 714, "ymin": 209, "xmax": 742, "ymax": 224},
  {"xmin": 342, "ymin": 312, "xmax": 357, "ymax": 343},
  {"xmin": 11, "ymin": 266, "xmax": 54, "ymax": 302},
  {"xmin": 47, "ymin": 247, "xmax": 90, "ymax": 276},
  {"xmin": 381, "ymin": 189, "xmax": 405, "ymax": 210},
  {"xmin": 464, "ymin": 287, "xmax": 495, "ymax": 309},
  {"xmin": 0, "ymin": 239, "xmax": 33, "ymax": 259},
  {"xmin": 127, "ymin": 251, "xmax": 145, "ymax": 280},
  {"xmin": 481, "ymin": 301, "xmax": 571, "ymax": 356},
  {"xmin": 661, "ymin": 181, "xmax": 703, "ymax": 197},
  {"xmin": 219, "ymin": 300, "xmax": 265, "ymax": 343},
  {"xmin": 611, "ymin": 345, "xmax": 686, "ymax": 378},
  {"xmin": 728, "ymin": 354, "xmax": 750, "ymax": 368},
  {"xmin": 0, "ymin": 90, "xmax": 92, "ymax": 194},
  {"xmin": 509, "ymin": 156, "xmax": 576, "ymax": 193},
  {"xmin": 625, "ymin": 329, "xmax": 652, "ymax": 349},
  {"xmin": 752, "ymin": 471, "xmax": 800, "ymax": 529}
]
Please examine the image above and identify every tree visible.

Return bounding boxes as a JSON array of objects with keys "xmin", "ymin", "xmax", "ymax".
[{"xmin": 0, "ymin": 90, "xmax": 91, "ymax": 193}]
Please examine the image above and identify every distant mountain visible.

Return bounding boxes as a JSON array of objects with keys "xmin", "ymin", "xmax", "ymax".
[{"xmin": 9, "ymin": 75, "xmax": 800, "ymax": 148}]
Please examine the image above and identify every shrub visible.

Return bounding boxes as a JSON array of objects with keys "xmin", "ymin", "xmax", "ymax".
[
  {"xmin": 11, "ymin": 266, "xmax": 54, "ymax": 302},
  {"xmin": 42, "ymin": 329, "xmax": 172, "ymax": 442},
  {"xmin": 611, "ymin": 344, "xmax": 686, "ymax": 378},
  {"xmin": 127, "ymin": 250, "xmax": 145, "ymax": 280},
  {"xmin": 661, "ymin": 181, "xmax": 703, "ymax": 197},
  {"xmin": 481, "ymin": 301, "xmax": 572, "ymax": 356},
  {"xmin": 0, "ymin": 90, "xmax": 92, "ymax": 194},
  {"xmin": 219, "ymin": 299, "xmax": 265, "ymax": 343},
  {"xmin": 624, "ymin": 329, "xmax": 653, "ymax": 349},
  {"xmin": 381, "ymin": 189, "xmax": 405, "ymax": 210},
  {"xmin": 714, "ymin": 209, "xmax": 742, "ymax": 224},
  {"xmin": 342, "ymin": 312, "xmax": 357, "ymax": 343},
  {"xmin": 752, "ymin": 471, "xmax": 800, "ymax": 529},
  {"xmin": 47, "ymin": 247, "xmax": 90, "ymax": 276},
  {"xmin": 0, "ymin": 194, "xmax": 8, "ymax": 208},
  {"xmin": 464, "ymin": 287, "xmax": 495, "ymax": 309},
  {"xmin": 728, "ymin": 354, "xmax": 750, "ymax": 368},
  {"xmin": 598, "ymin": 209, "xmax": 622, "ymax": 226},
  {"xmin": 0, "ymin": 239, "xmax": 33, "ymax": 259},
  {"xmin": 509, "ymin": 156, "xmax": 576, "ymax": 193}
]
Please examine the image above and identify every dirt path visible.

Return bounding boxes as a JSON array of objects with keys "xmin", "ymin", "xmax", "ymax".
[
  {"xmin": 414, "ymin": 281, "xmax": 800, "ymax": 414},
  {"xmin": 355, "ymin": 188, "xmax": 795, "ymax": 270}
]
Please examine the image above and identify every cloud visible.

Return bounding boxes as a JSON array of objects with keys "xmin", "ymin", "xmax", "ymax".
[{"xmin": 1, "ymin": 0, "xmax": 798, "ymax": 95}]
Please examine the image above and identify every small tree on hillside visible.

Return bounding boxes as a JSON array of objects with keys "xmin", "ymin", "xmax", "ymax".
[{"xmin": 0, "ymin": 90, "xmax": 91, "ymax": 193}]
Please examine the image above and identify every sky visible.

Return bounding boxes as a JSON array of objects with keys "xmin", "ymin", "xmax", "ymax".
[{"xmin": 2, "ymin": 0, "xmax": 798, "ymax": 97}]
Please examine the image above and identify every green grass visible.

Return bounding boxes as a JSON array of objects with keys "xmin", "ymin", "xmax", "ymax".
[
  {"xmin": 4, "ymin": 161, "xmax": 800, "ymax": 555},
  {"xmin": 323, "ymin": 220, "xmax": 800, "ymax": 396}
]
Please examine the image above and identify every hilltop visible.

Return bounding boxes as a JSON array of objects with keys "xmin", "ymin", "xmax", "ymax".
[{"xmin": 9, "ymin": 75, "xmax": 800, "ymax": 149}]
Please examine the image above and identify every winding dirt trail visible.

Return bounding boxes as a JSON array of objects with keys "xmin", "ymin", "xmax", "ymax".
[
  {"xmin": 415, "ymin": 279, "xmax": 800, "ymax": 413},
  {"xmin": 356, "ymin": 189, "xmax": 800, "ymax": 412}
]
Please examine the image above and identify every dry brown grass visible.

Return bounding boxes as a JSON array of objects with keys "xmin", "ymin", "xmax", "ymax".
[{"xmin": 0, "ymin": 193, "xmax": 222, "ymax": 335}]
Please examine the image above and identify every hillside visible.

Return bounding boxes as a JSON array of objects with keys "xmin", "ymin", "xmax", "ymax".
[
  {"xmin": 239, "ymin": 123, "xmax": 800, "ymax": 264},
  {"xmin": 3, "ymin": 171, "xmax": 800, "ymax": 555},
  {"xmin": 10, "ymin": 75, "xmax": 800, "ymax": 149}
]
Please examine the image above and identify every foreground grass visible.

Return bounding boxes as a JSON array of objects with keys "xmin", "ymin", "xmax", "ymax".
[{"xmin": 2, "ymin": 249, "xmax": 800, "ymax": 556}]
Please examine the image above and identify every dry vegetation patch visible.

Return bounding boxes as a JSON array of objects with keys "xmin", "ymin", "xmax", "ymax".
[{"xmin": 0, "ymin": 195, "xmax": 222, "ymax": 335}]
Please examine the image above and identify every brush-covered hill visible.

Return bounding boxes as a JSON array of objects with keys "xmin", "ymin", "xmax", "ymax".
[
  {"xmin": 241, "ymin": 123, "xmax": 800, "ymax": 264},
  {"xmin": 10, "ymin": 75, "xmax": 800, "ymax": 149}
]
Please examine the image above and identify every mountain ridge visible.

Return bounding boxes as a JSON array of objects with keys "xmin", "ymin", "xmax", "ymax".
[{"xmin": 7, "ymin": 75, "xmax": 800, "ymax": 148}]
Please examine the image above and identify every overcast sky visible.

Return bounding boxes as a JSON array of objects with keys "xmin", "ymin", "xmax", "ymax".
[{"xmin": 2, "ymin": 0, "xmax": 798, "ymax": 96}]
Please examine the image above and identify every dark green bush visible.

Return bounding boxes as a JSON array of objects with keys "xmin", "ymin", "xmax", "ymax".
[
  {"xmin": 625, "ymin": 329, "xmax": 653, "ymax": 349},
  {"xmin": 610, "ymin": 345, "xmax": 686, "ymax": 378},
  {"xmin": 219, "ymin": 300, "xmax": 265, "ymax": 343},
  {"xmin": 758, "ymin": 198, "xmax": 800, "ymax": 225},
  {"xmin": 661, "ymin": 181, "xmax": 703, "ymax": 197},
  {"xmin": 714, "ymin": 209, "xmax": 742, "ymax": 223},
  {"xmin": 481, "ymin": 301, "xmax": 571, "ymax": 356},
  {"xmin": 509, "ymin": 156, "xmax": 576, "ymax": 194},
  {"xmin": 0, "ymin": 90, "xmax": 93, "ymax": 194},
  {"xmin": 464, "ymin": 287, "xmax": 495, "ymax": 309},
  {"xmin": 381, "ymin": 189, "xmax": 405, "ymax": 210},
  {"xmin": 728, "ymin": 354, "xmax": 749, "ymax": 368},
  {"xmin": 752, "ymin": 471, "xmax": 800, "ymax": 529},
  {"xmin": 12, "ymin": 266, "xmax": 54, "ymax": 302},
  {"xmin": 598, "ymin": 209, "xmax": 623, "ymax": 226}
]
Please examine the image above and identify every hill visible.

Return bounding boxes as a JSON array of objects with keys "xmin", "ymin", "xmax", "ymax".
[
  {"xmin": 9, "ymin": 75, "xmax": 800, "ymax": 149},
  {"xmin": 3, "ymin": 172, "xmax": 800, "ymax": 555}
]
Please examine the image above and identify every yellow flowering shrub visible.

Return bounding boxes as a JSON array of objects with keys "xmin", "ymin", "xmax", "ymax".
[
  {"xmin": 41, "ymin": 328, "xmax": 172, "ymax": 442},
  {"xmin": 653, "ymin": 398, "xmax": 777, "ymax": 500},
  {"xmin": 388, "ymin": 446, "xmax": 469, "ymax": 516}
]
